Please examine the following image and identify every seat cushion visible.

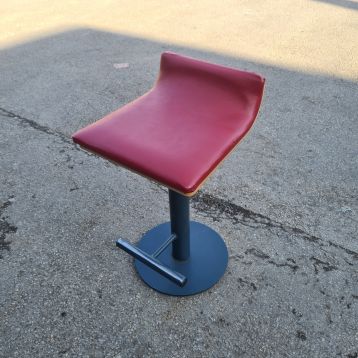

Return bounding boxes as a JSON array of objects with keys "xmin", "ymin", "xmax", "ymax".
[{"xmin": 72, "ymin": 52, "xmax": 265, "ymax": 195}]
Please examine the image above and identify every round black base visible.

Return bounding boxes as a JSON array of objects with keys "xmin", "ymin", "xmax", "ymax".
[{"xmin": 134, "ymin": 221, "xmax": 228, "ymax": 296}]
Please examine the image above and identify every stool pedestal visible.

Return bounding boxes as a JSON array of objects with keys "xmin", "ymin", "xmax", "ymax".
[{"xmin": 132, "ymin": 190, "xmax": 228, "ymax": 296}]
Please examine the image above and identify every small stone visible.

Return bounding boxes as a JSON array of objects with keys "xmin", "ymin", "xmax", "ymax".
[{"xmin": 113, "ymin": 63, "xmax": 129, "ymax": 69}]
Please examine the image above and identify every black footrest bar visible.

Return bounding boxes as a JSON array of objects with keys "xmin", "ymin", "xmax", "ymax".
[{"xmin": 116, "ymin": 238, "xmax": 187, "ymax": 287}]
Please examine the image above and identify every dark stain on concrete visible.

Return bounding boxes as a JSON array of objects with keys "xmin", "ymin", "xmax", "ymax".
[
  {"xmin": 244, "ymin": 247, "xmax": 300, "ymax": 272},
  {"xmin": 310, "ymin": 257, "xmax": 338, "ymax": 274},
  {"xmin": 292, "ymin": 308, "xmax": 303, "ymax": 318},
  {"xmin": 245, "ymin": 248, "xmax": 270, "ymax": 259},
  {"xmin": 347, "ymin": 353, "xmax": 358, "ymax": 358},
  {"xmin": 69, "ymin": 181, "xmax": 79, "ymax": 192},
  {"xmin": 237, "ymin": 277, "xmax": 257, "ymax": 291},
  {"xmin": 267, "ymin": 259, "xmax": 299, "ymax": 272},
  {"xmin": 0, "ymin": 197, "xmax": 17, "ymax": 258},
  {"xmin": 296, "ymin": 330, "xmax": 307, "ymax": 341}
]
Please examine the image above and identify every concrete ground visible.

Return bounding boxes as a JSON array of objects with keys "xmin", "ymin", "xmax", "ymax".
[{"xmin": 0, "ymin": 1, "xmax": 357, "ymax": 357}]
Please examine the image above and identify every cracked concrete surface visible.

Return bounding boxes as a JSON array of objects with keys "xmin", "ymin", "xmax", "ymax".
[
  {"xmin": 0, "ymin": 109, "xmax": 357, "ymax": 357},
  {"xmin": 0, "ymin": 1, "xmax": 358, "ymax": 357},
  {"xmin": 0, "ymin": 110, "xmax": 358, "ymax": 357}
]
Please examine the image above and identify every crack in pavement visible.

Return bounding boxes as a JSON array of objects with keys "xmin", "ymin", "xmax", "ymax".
[
  {"xmin": 310, "ymin": 256, "xmax": 338, "ymax": 274},
  {"xmin": 192, "ymin": 192, "xmax": 358, "ymax": 261},
  {"xmin": 0, "ymin": 107, "xmax": 73, "ymax": 145},
  {"xmin": 2, "ymin": 106, "xmax": 357, "ymax": 263}
]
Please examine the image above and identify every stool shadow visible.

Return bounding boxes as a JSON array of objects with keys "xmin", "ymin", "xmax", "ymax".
[
  {"xmin": 0, "ymin": 27, "xmax": 356, "ymax": 233},
  {"xmin": 0, "ymin": 27, "xmax": 357, "ymax": 358},
  {"xmin": 0, "ymin": 27, "xmax": 356, "ymax": 185}
]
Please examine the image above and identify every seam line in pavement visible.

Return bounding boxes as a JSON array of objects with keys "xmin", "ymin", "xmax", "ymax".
[
  {"xmin": 2, "ymin": 106, "xmax": 357, "ymax": 260},
  {"xmin": 192, "ymin": 192, "xmax": 358, "ymax": 260},
  {"xmin": 0, "ymin": 107, "xmax": 73, "ymax": 144}
]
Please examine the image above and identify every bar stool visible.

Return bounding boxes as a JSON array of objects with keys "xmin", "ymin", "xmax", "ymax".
[{"xmin": 72, "ymin": 52, "xmax": 265, "ymax": 296}]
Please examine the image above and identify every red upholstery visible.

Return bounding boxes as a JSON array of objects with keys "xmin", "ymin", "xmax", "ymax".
[{"xmin": 72, "ymin": 52, "xmax": 265, "ymax": 195}]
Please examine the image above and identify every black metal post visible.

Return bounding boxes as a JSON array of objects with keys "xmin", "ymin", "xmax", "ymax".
[{"xmin": 169, "ymin": 189, "xmax": 190, "ymax": 261}]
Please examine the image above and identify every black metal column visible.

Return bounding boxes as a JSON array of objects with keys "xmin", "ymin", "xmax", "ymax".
[{"xmin": 169, "ymin": 189, "xmax": 190, "ymax": 261}]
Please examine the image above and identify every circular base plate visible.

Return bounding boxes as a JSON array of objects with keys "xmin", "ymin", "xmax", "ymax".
[{"xmin": 134, "ymin": 221, "xmax": 228, "ymax": 296}]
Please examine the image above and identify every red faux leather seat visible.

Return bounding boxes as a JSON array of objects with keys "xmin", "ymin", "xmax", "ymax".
[{"xmin": 72, "ymin": 52, "xmax": 265, "ymax": 195}]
